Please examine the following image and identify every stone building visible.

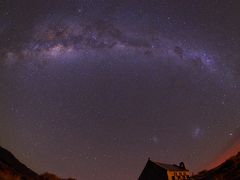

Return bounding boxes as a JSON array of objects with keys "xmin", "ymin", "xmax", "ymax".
[{"xmin": 138, "ymin": 158, "xmax": 190, "ymax": 180}]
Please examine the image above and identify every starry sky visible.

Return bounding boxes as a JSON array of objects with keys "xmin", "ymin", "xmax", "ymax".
[{"xmin": 1, "ymin": 0, "xmax": 240, "ymax": 179}]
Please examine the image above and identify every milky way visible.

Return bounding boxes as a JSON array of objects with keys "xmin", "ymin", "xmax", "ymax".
[
  {"xmin": 1, "ymin": 1, "xmax": 240, "ymax": 180},
  {"xmin": 4, "ymin": 15, "xmax": 220, "ymax": 71}
]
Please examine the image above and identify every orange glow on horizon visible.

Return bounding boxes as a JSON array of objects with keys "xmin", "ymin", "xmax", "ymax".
[{"xmin": 207, "ymin": 140, "xmax": 240, "ymax": 170}]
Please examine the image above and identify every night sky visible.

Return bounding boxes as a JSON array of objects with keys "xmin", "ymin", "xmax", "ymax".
[{"xmin": 1, "ymin": 0, "xmax": 240, "ymax": 179}]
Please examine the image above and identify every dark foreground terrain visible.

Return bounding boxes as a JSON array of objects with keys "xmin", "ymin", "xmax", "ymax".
[
  {"xmin": 193, "ymin": 152, "xmax": 240, "ymax": 180},
  {"xmin": 0, "ymin": 146, "xmax": 75, "ymax": 180}
]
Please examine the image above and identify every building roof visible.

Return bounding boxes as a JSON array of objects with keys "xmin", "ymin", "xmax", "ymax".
[{"xmin": 151, "ymin": 160, "xmax": 189, "ymax": 172}]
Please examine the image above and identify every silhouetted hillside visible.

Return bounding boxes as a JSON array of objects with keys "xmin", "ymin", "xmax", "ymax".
[
  {"xmin": 0, "ymin": 146, "xmax": 75, "ymax": 180},
  {"xmin": 0, "ymin": 146, "xmax": 38, "ymax": 179},
  {"xmin": 193, "ymin": 152, "xmax": 240, "ymax": 180}
]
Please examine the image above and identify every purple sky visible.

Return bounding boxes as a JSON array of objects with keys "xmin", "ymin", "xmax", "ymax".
[{"xmin": 1, "ymin": 1, "xmax": 240, "ymax": 179}]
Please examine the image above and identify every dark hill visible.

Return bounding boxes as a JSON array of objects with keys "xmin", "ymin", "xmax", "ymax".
[
  {"xmin": 193, "ymin": 152, "xmax": 240, "ymax": 180},
  {"xmin": 0, "ymin": 146, "xmax": 75, "ymax": 180},
  {"xmin": 0, "ymin": 146, "xmax": 38, "ymax": 179}
]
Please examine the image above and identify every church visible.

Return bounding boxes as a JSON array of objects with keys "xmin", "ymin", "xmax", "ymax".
[{"xmin": 138, "ymin": 158, "xmax": 191, "ymax": 180}]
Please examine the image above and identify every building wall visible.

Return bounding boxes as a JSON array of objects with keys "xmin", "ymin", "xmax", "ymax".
[{"xmin": 167, "ymin": 170, "xmax": 190, "ymax": 180}]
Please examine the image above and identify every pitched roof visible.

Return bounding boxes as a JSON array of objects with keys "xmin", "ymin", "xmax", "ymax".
[{"xmin": 151, "ymin": 160, "xmax": 189, "ymax": 171}]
